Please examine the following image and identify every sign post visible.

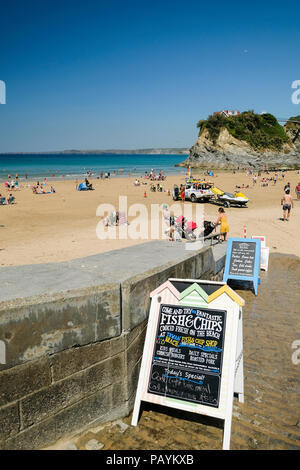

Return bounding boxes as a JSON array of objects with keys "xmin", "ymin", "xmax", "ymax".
[
  {"xmin": 132, "ymin": 279, "xmax": 244, "ymax": 450},
  {"xmin": 223, "ymin": 237, "xmax": 261, "ymax": 295}
]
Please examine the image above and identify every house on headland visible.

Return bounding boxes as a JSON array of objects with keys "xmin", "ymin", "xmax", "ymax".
[{"xmin": 214, "ymin": 110, "xmax": 240, "ymax": 118}]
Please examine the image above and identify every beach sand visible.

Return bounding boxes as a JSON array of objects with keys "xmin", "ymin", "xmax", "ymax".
[{"xmin": 0, "ymin": 170, "xmax": 300, "ymax": 266}]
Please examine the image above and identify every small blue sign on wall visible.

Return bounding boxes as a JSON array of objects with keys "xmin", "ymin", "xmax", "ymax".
[{"xmin": 223, "ymin": 238, "xmax": 261, "ymax": 295}]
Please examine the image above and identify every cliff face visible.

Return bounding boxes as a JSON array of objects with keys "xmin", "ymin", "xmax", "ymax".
[
  {"xmin": 284, "ymin": 123, "xmax": 300, "ymax": 150},
  {"xmin": 181, "ymin": 119, "xmax": 300, "ymax": 170}
]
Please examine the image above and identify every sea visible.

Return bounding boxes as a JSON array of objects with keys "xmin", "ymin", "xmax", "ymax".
[{"xmin": 0, "ymin": 153, "xmax": 187, "ymax": 182}]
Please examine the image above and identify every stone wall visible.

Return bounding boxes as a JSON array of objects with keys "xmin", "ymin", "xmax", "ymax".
[{"xmin": 0, "ymin": 241, "xmax": 226, "ymax": 449}]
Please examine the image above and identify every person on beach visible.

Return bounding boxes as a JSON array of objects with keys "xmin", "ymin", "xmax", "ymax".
[
  {"xmin": 167, "ymin": 224, "xmax": 182, "ymax": 242},
  {"xmin": 215, "ymin": 207, "xmax": 229, "ymax": 241},
  {"xmin": 281, "ymin": 188, "xmax": 294, "ymax": 221},
  {"xmin": 162, "ymin": 204, "xmax": 171, "ymax": 235},
  {"xmin": 180, "ymin": 185, "xmax": 185, "ymax": 202},
  {"xmin": 296, "ymin": 182, "xmax": 300, "ymax": 200}
]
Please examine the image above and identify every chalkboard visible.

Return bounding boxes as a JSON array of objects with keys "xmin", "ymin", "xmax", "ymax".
[
  {"xmin": 223, "ymin": 238, "xmax": 261, "ymax": 295},
  {"xmin": 229, "ymin": 241, "xmax": 256, "ymax": 277},
  {"xmin": 147, "ymin": 304, "xmax": 226, "ymax": 408}
]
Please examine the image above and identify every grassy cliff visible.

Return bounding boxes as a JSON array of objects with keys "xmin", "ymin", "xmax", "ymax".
[
  {"xmin": 197, "ymin": 111, "xmax": 290, "ymax": 151},
  {"xmin": 285, "ymin": 115, "xmax": 300, "ymax": 127},
  {"xmin": 284, "ymin": 115, "xmax": 300, "ymax": 148}
]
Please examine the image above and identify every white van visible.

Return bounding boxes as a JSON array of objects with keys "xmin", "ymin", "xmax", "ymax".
[{"xmin": 184, "ymin": 181, "xmax": 214, "ymax": 203}]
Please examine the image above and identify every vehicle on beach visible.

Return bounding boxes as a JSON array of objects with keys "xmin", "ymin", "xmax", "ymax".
[
  {"xmin": 210, "ymin": 187, "xmax": 248, "ymax": 207},
  {"xmin": 172, "ymin": 181, "xmax": 214, "ymax": 202}
]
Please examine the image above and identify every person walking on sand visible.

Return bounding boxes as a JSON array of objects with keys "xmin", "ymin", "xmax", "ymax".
[
  {"xmin": 281, "ymin": 188, "xmax": 294, "ymax": 221},
  {"xmin": 295, "ymin": 182, "xmax": 300, "ymax": 200},
  {"xmin": 215, "ymin": 207, "xmax": 229, "ymax": 241}
]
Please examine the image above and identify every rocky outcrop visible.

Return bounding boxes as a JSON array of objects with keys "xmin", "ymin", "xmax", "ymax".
[
  {"xmin": 284, "ymin": 124, "xmax": 300, "ymax": 151},
  {"xmin": 180, "ymin": 127, "xmax": 300, "ymax": 169}
]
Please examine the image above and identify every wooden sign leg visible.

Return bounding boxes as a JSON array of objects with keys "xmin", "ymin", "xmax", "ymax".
[
  {"xmin": 234, "ymin": 310, "xmax": 244, "ymax": 403},
  {"xmin": 222, "ymin": 307, "xmax": 239, "ymax": 450},
  {"xmin": 237, "ymin": 355, "xmax": 244, "ymax": 404},
  {"xmin": 131, "ymin": 295, "xmax": 159, "ymax": 427},
  {"xmin": 223, "ymin": 413, "xmax": 233, "ymax": 450},
  {"xmin": 253, "ymin": 280, "xmax": 258, "ymax": 296},
  {"xmin": 131, "ymin": 396, "xmax": 141, "ymax": 427},
  {"xmin": 235, "ymin": 364, "xmax": 244, "ymax": 403}
]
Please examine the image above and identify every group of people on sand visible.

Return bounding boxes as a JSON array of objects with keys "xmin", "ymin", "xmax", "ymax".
[
  {"xmin": 163, "ymin": 175, "xmax": 298, "ymax": 242},
  {"xmin": 99, "ymin": 172, "xmax": 110, "ymax": 179},
  {"xmin": 5, "ymin": 181, "xmax": 18, "ymax": 190},
  {"xmin": 217, "ymin": 184, "xmax": 297, "ymax": 229},
  {"xmin": 163, "ymin": 203, "xmax": 230, "ymax": 243},
  {"xmin": 144, "ymin": 169, "xmax": 166, "ymax": 181},
  {"xmin": 32, "ymin": 182, "xmax": 56, "ymax": 194},
  {"xmin": 258, "ymin": 175, "xmax": 289, "ymax": 187},
  {"xmin": 0, "ymin": 193, "xmax": 15, "ymax": 205}
]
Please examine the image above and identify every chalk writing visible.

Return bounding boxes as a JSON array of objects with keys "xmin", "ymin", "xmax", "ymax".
[
  {"xmin": 148, "ymin": 304, "xmax": 226, "ymax": 407},
  {"xmin": 229, "ymin": 241, "xmax": 256, "ymax": 277}
]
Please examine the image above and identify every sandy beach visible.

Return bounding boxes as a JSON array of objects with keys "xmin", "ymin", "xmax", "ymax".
[{"xmin": 0, "ymin": 170, "xmax": 300, "ymax": 266}]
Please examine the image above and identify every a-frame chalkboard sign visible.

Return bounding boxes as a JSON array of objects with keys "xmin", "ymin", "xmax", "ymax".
[
  {"xmin": 223, "ymin": 238, "xmax": 261, "ymax": 295},
  {"xmin": 132, "ymin": 278, "xmax": 244, "ymax": 450}
]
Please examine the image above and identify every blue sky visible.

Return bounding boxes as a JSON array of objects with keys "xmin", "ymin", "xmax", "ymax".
[{"xmin": 0, "ymin": 0, "xmax": 300, "ymax": 152}]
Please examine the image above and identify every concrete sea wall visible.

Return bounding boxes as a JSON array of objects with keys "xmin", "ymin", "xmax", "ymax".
[{"xmin": 0, "ymin": 241, "xmax": 226, "ymax": 449}]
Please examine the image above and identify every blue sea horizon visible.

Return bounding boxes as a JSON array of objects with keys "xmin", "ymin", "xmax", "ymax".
[{"xmin": 0, "ymin": 153, "xmax": 187, "ymax": 181}]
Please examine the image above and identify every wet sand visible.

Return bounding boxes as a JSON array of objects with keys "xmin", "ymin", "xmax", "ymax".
[
  {"xmin": 46, "ymin": 253, "xmax": 300, "ymax": 451},
  {"xmin": 0, "ymin": 170, "xmax": 300, "ymax": 266}
]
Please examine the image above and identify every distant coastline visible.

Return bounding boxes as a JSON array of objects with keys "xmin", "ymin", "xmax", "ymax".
[{"xmin": 0, "ymin": 148, "xmax": 189, "ymax": 155}]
